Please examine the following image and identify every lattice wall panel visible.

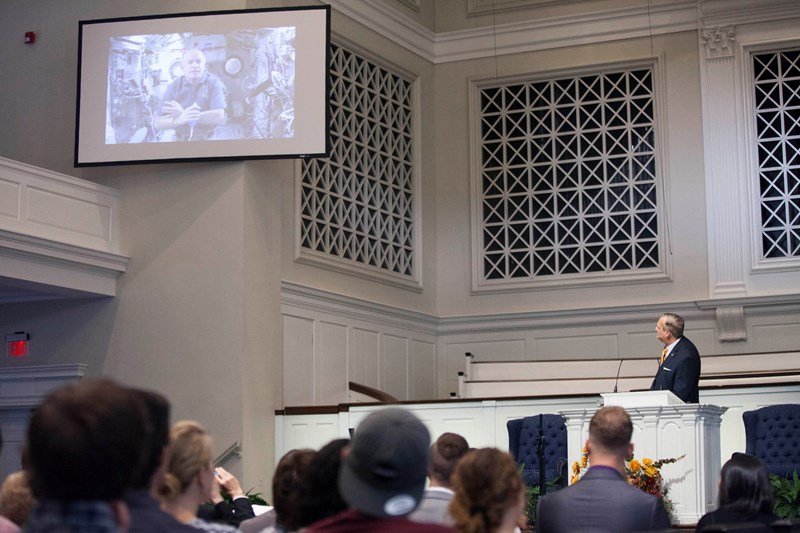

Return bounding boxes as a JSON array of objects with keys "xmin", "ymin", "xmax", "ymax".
[
  {"xmin": 300, "ymin": 44, "xmax": 414, "ymax": 278},
  {"xmin": 753, "ymin": 48, "xmax": 800, "ymax": 259},
  {"xmin": 478, "ymin": 68, "xmax": 660, "ymax": 282}
]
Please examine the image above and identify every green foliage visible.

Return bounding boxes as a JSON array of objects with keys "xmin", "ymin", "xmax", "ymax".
[
  {"xmin": 771, "ymin": 471, "xmax": 800, "ymax": 519},
  {"xmin": 519, "ymin": 465, "xmax": 560, "ymax": 526}
]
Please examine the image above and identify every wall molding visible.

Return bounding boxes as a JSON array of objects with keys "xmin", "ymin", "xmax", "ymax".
[
  {"xmin": 0, "ymin": 363, "xmax": 86, "ymax": 408},
  {"xmin": 327, "ymin": 0, "xmax": 436, "ymax": 62},
  {"xmin": 283, "ymin": 281, "xmax": 800, "ymax": 337},
  {"xmin": 0, "ymin": 230, "xmax": 128, "ymax": 301},
  {"xmin": 435, "ymin": 2, "xmax": 697, "ymax": 63},
  {"xmin": 699, "ymin": 0, "xmax": 800, "ymax": 28},
  {"xmin": 327, "ymin": 1, "xmax": 800, "ymax": 64},
  {"xmin": 329, "ymin": 1, "xmax": 697, "ymax": 64},
  {"xmin": 281, "ymin": 281, "xmax": 437, "ymax": 336},
  {"xmin": 467, "ymin": 0, "xmax": 580, "ymax": 17},
  {"xmin": 0, "ymin": 157, "xmax": 127, "ymax": 301}
]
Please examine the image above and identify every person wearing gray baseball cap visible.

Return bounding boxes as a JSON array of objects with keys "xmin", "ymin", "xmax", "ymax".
[{"xmin": 306, "ymin": 408, "xmax": 454, "ymax": 532}]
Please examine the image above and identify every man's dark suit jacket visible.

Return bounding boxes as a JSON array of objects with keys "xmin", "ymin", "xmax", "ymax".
[
  {"xmin": 536, "ymin": 466, "xmax": 671, "ymax": 533},
  {"xmin": 649, "ymin": 336, "xmax": 701, "ymax": 403}
]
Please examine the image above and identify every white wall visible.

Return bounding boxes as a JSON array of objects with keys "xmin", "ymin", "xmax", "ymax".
[
  {"xmin": 0, "ymin": 0, "xmax": 440, "ymax": 493},
  {"xmin": 2, "ymin": 0, "xmax": 800, "ymax": 495},
  {"xmin": 281, "ymin": 283, "xmax": 437, "ymax": 405},
  {"xmin": 434, "ymin": 30, "xmax": 709, "ymax": 317}
]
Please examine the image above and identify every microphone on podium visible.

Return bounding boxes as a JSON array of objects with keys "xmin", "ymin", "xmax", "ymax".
[{"xmin": 612, "ymin": 359, "xmax": 624, "ymax": 393}]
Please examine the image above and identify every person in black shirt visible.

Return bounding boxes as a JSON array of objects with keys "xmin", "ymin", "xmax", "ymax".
[{"xmin": 696, "ymin": 453, "xmax": 778, "ymax": 531}]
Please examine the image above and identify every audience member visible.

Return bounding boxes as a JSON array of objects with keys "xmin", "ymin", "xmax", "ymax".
[
  {"xmin": 409, "ymin": 432, "xmax": 470, "ymax": 526},
  {"xmin": 696, "ymin": 453, "xmax": 778, "ymax": 531},
  {"xmin": 449, "ymin": 448, "xmax": 525, "ymax": 533},
  {"xmin": 125, "ymin": 388, "xmax": 196, "ymax": 532},
  {"xmin": 24, "ymin": 378, "xmax": 148, "ymax": 532},
  {"xmin": 306, "ymin": 408, "xmax": 453, "ymax": 532},
  {"xmin": 198, "ymin": 467, "xmax": 255, "ymax": 526},
  {"xmin": 240, "ymin": 448, "xmax": 315, "ymax": 533},
  {"xmin": 297, "ymin": 439, "xmax": 350, "ymax": 528},
  {"xmin": 536, "ymin": 406, "xmax": 671, "ymax": 532},
  {"xmin": 159, "ymin": 421, "xmax": 238, "ymax": 532},
  {"xmin": 0, "ymin": 471, "xmax": 33, "ymax": 529},
  {"xmin": 0, "ymin": 425, "xmax": 22, "ymax": 533}
]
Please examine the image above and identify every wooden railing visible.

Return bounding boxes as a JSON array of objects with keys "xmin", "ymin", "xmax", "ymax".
[{"xmin": 348, "ymin": 381, "xmax": 399, "ymax": 403}]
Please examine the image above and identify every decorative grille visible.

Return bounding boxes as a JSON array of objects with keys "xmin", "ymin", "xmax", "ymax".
[
  {"xmin": 478, "ymin": 67, "xmax": 661, "ymax": 284},
  {"xmin": 753, "ymin": 48, "xmax": 800, "ymax": 259},
  {"xmin": 299, "ymin": 44, "xmax": 415, "ymax": 279}
]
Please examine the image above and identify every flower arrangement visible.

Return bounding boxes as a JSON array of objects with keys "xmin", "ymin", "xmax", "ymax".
[{"xmin": 571, "ymin": 448, "xmax": 684, "ymax": 519}]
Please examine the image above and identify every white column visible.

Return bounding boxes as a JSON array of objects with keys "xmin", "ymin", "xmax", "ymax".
[{"xmin": 700, "ymin": 25, "xmax": 749, "ymax": 297}]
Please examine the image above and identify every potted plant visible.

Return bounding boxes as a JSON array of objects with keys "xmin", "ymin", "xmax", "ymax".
[{"xmin": 771, "ymin": 471, "xmax": 800, "ymax": 519}]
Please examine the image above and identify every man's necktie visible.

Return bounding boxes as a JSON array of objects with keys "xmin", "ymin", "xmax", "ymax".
[{"xmin": 659, "ymin": 348, "xmax": 668, "ymax": 365}]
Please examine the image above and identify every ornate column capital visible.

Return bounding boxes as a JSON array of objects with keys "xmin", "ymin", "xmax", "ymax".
[{"xmin": 701, "ymin": 25, "xmax": 737, "ymax": 59}]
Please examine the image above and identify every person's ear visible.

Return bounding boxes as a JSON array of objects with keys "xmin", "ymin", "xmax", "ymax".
[
  {"xmin": 109, "ymin": 500, "xmax": 130, "ymax": 529},
  {"xmin": 584, "ymin": 439, "xmax": 592, "ymax": 456}
]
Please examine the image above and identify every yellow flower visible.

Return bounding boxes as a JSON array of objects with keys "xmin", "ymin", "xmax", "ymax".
[
  {"xmin": 628, "ymin": 459, "xmax": 641, "ymax": 473},
  {"xmin": 572, "ymin": 461, "xmax": 580, "ymax": 475},
  {"xmin": 570, "ymin": 474, "xmax": 580, "ymax": 485},
  {"xmin": 642, "ymin": 458, "xmax": 653, "ymax": 466},
  {"xmin": 580, "ymin": 455, "xmax": 588, "ymax": 468},
  {"xmin": 644, "ymin": 466, "xmax": 658, "ymax": 478}
]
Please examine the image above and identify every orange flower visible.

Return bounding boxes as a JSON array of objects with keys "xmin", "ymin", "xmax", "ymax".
[
  {"xmin": 580, "ymin": 454, "xmax": 588, "ymax": 468},
  {"xmin": 642, "ymin": 458, "xmax": 653, "ymax": 466},
  {"xmin": 570, "ymin": 474, "xmax": 580, "ymax": 485},
  {"xmin": 628, "ymin": 459, "xmax": 642, "ymax": 473},
  {"xmin": 572, "ymin": 461, "xmax": 581, "ymax": 475}
]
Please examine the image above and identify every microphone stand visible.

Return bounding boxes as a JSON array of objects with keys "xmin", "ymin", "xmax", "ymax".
[
  {"xmin": 612, "ymin": 359, "xmax": 624, "ymax": 393},
  {"xmin": 537, "ymin": 413, "xmax": 547, "ymax": 496}
]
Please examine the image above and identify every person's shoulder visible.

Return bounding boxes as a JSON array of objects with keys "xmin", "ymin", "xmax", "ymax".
[
  {"xmin": 187, "ymin": 517, "xmax": 239, "ymax": 533},
  {"xmin": 0, "ymin": 515, "xmax": 19, "ymax": 533},
  {"xmin": 307, "ymin": 511, "xmax": 453, "ymax": 533},
  {"xmin": 678, "ymin": 336, "xmax": 699, "ymax": 352}
]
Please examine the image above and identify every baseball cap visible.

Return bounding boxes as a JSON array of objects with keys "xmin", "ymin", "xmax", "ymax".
[{"xmin": 338, "ymin": 408, "xmax": 430, "ymax": 517}]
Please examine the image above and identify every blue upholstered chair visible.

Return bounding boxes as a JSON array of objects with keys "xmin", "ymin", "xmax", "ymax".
[
  {"xmin": 742, "ymin": 404, "xmax": 800, "ymax": 477},
  {"xmin": 507, "ymin": 414, "xmax": 568, "ymax": 488}
]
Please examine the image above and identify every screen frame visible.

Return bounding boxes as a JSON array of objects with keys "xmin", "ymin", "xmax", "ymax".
[{"xmin": 74, "ymin": 5, "xmax": 330, "ymax": 167}]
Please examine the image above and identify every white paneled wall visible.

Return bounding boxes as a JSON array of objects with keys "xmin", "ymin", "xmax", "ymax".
[
  {"xmin": 438, "ymin": 301, "xmax": 800, "ymax": 398},
  {"xmin": 281, "ymin": 282, "xmax": 437, "ymax": 405},
  {"xmin": 284, "ymin": 283, "xmax": 800, "ymax": 404},
  {"xmin": 275, "ymin": 384, "xmax": 800, "ymax": 468}
]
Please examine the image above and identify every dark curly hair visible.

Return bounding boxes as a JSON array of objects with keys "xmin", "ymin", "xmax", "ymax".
[{"xmin": 273, "ymin": 448, "xmax": 316, "ymax": 530}]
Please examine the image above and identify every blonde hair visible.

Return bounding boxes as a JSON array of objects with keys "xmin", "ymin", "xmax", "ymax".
[
  {"xmin": 0, "ymin": 471, "xmax": 35, "ymax": 526},
  {"xmin": 159, "ymin": 420, "xmax": 212, "ymax": 501},
  {"xmin": 450, "ymin": 448, "xmax": 524, "ymax": 533}
]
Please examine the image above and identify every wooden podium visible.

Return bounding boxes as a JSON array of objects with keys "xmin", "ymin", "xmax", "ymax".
[{"xmin": 560, "ymin": 391, "xmax": 727, "ymax": 525}]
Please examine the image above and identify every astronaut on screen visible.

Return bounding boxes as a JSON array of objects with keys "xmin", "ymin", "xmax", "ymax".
[{"xmin": 154, "ymin": 48, "xmax": 227, "ymax": 141}]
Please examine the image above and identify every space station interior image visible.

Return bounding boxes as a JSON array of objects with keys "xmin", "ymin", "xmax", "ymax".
[{"xmin": 106, "ymin": 27, "xmax": 295, "ymax": 144}]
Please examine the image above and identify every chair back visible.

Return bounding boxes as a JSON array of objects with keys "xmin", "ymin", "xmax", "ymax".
[
  {"xmin": 742, "ymin": 403, "xmax": 800, "ymax": 477},
  {"xmin": 507, "ymin": 414, "xmax": 567, "ymax": 487}
]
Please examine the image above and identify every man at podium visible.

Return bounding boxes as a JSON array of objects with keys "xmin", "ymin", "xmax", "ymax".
[{"xmin": 649, "ymin": 313, "xmax": 701, "ymax": 403}]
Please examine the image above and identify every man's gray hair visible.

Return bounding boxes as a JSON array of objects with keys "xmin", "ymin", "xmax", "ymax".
[{"xmin": 660, "ymin": 313, "xmax": 684, "ymax": 338}]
